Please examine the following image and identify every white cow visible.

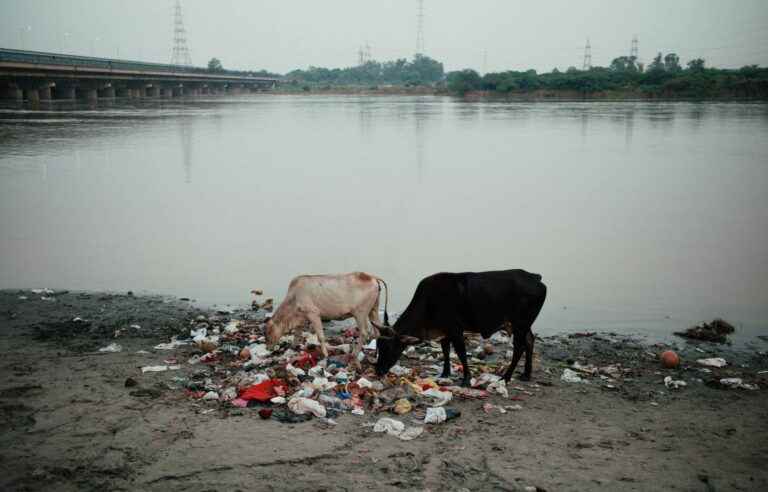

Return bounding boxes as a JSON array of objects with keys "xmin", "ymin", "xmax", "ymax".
[{"xmin": 264, "ymin": 272, "xmax": 389, "ymax": 358}]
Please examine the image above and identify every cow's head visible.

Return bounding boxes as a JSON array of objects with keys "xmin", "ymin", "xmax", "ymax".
[
  {"xmin": 375, "ymin": 326, "xmax": 420, "ymax": 376},
  {"xmin": 264, "ymin": 317, "xmax": 281, "ymax": 347}
]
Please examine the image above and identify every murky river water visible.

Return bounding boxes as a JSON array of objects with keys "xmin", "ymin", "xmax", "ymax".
[{"xmin": 1, "ymin": 96, "xmax": 767, "ymax": 342}]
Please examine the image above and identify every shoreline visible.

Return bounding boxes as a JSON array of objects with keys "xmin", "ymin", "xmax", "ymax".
[{"xmin": 1, "ymin": 288, "xmax": 766, "ymax": 490}]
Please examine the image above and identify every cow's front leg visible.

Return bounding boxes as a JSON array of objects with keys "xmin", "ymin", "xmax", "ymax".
[
  {"xmin": 452, "ymin": 336, "xmax": 471, "ymax": 387},
  {"xmin": 307, "ymin": 313, "xmax": 328, "ymax": 359},
  {"xmin": 439, "ymin": 338, "xmax": 452, "ymax": 378}
]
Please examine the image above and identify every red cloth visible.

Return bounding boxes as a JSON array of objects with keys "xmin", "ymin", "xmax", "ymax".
[
  {"xmin": 292, "ymin": 352, "xmax": 318, "ymax": 370},
  {"xmin": 239, "ymin": 379, "xmax": 287, "ymax": 402}
]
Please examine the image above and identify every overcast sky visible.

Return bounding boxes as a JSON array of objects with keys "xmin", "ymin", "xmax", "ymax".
[{"xmin": 2, "ymin": 0, "xmax": 767, "ymax": 73}]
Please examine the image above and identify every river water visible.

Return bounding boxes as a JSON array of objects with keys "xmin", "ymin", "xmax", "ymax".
[{"xmin": 1, "ymin": 96, "xmax": 767, "ymax": 342}]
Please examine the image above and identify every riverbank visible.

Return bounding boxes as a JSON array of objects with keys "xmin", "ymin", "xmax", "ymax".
[{"xmin": 1, "ymin": 289, "xmax": 766, "ymax": 491}]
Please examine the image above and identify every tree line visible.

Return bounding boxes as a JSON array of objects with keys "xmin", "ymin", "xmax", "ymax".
[
  {"xmin": 284, "ymin": 54, "xmax": 444, "ymax": 87},
  {"xmin": 207, "ymin": 55, "xmax": 443, "ymax": 86},
  {"xmin": 447, "ymin": 54, "xmax": 768, "ymax": 98},
  {"xmin": 207, "ymin": 53, "xmax": 768, "ymax": 98}
]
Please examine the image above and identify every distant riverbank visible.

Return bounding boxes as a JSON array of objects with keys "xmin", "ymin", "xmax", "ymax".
[{"xmin": 272, "ymin": 85, "xmax": 768, "ymax": 101}]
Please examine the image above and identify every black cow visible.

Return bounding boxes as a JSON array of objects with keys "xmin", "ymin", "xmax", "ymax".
[{"xmin": 374, "ymin": 270, "xmax": 546, "ymax": 386}]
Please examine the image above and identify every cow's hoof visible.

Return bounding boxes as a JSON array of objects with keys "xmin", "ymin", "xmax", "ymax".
[
  {"xmin": 519, "ymin": 373, "xmax": 531, "ymax": 382},
  {"xmin": 460, "ymin": 379, "xmax": 471, "ymax": 388}
]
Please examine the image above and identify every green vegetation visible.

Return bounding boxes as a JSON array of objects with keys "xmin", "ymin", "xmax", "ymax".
[
  {"xmin": 207, "ymin": 57, "xmax": 223, "ymax": 73},
  {"xmin": 286, "ymin": 54, "xmax": 444, "ymax": 87},
  {"xmin": 446, "ymin": 54, "xmax": 768, "ymax": 99}
]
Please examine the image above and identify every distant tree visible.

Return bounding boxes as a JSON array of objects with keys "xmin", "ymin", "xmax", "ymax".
[
  {"xmin": 208, "ymin": 58, "xmax": 224, "ymax": 72},
  {"xmin": 664, "ymin": 53, "xmax": 681, "ymax": 72},
  {"xmin": 410, "ymin": 54, "xmax": 445, "ymax": 84},
  {"xmin": 739, "ymin": 64, "xmax": 761, "ymax": 77},
  {"xmin": 687, "ymin": 58, "xmax": 705, "ymax": 72},
  {"xmin": 447, "ymin": 69, "xmax": 482, "ymax": 95},
  {"xmin": 551, "ymin": 67, "xmax": 560, "ymax": 74},
  {"xmin": 648, "ymin": 53, "xmax": 664, "ymax": 72},
  {"xmin": 610, "ymin": 56, "xmax": 639, "ymax": 73},
  {"xmin": 566, "ymin": 66, "xmax": 580, "ymax": 74}
]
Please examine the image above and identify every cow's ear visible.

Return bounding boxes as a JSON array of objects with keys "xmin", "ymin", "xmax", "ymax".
[
  {"xmin": 399, "ymin": 335, "xmax": 420, "ymax": 346},
  {"xmin": 380, "ymin": 326, "xmax": 397, "ymax": 337}
]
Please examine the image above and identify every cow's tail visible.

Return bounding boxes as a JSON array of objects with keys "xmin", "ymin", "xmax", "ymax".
[{"xmin": 375, "ymin": 277, "xmax": 390, "ymax": 326}]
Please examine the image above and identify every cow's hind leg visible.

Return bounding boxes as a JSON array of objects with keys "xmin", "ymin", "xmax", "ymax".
[
  {"xmin": 522, "ymin": 330, "xmax": 535, "ymax": 380},
  {"xmin": 368, "ymin": 297, "xmax": 381, "ymax": 338},
  {"xmin": 439, "ymin": 338, "xmax": 451, "ymax": 378},
  {"xmin": 451, "ymin": 335, "xmax": 471, "ymax": 387}
]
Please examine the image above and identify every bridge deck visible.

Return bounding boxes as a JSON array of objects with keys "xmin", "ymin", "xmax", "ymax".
[{"xmin": 0, "ymin": 48, "xmax": 279, "ymax": 84}]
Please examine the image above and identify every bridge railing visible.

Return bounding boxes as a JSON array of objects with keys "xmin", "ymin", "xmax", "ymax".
[{"xmin": 0, "ymin": 48, "xmax": 280, "ymax": 80}]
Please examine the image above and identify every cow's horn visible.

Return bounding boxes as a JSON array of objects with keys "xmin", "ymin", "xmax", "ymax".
[{"xmin": 371, "ymin": 320, "xmax": 396, "ymax": 337}]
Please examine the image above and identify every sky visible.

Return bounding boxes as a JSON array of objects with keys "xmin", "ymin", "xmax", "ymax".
[{"xmin": 1, "ymin": 0, "xmax": 767, "ymax": 73}]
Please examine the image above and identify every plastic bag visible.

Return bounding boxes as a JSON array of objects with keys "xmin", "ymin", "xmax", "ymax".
[
  {"xmin": 98, "ymin": 343, "xmax": 122, "ymax": 353},
  {"xmin": 422, "ymin": 388, "xmax": 452, "ymax": 406},
  {"xmin": 424, "ymin": 407, "xmax": 460, "ymax": 424},
  {"xmin": 393, "ymin": 399, "xmax": 413, "ymax": 415},
  {"xmin": 287, "ymin": 397, "xmax": 326, "ymax": 417},
  {"xmin": 697, "ymin": 358, "xmax": 727, "ymax": 368},
  {"xmin": 373, "ymin": 417, "xmax": 426, "ymax": 440},
  {"xmin": 561, "ymin": 368, "xmax": 584, "ymax": 383}
]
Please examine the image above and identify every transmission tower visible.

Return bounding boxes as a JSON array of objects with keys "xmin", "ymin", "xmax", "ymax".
[
  {"xmin": 357, "ymin": 43, "xmax": 372, "ymax": 66},
  {"xmin": 582, "ymin": 38, "xmax": 592, "ymax": 70},
  {"xmin": 171, "ymin": 0, "xmax": 193, "ymax": 66},
  {"xmin": 630, "ymin": 35, "xmax": 639, "ymax": 59},
  {"xmin": 416, "ymin": 0, "xmax": 425, "ymax": 56}
]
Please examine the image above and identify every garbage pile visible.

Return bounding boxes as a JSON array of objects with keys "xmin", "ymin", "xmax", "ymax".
[
  {"xmin": 139, "ymin": 313, "xmax": 534, "ymax": 435},
  {"xmin": 674, "ymin": 318, "xmax": 735, "ymax": 343}
]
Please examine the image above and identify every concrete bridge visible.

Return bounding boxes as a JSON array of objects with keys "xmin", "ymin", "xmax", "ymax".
[{"xmin": 0, "ymin": 48, "xmax": 280, "ymax": 103}]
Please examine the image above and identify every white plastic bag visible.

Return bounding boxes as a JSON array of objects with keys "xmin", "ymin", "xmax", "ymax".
[
  {"xmin": 422, "ymin": 388, "xmax": 452, "ymax": 406},
  {"xmin": 287, "ymin": 397, "xmax": 326, "ymax": 417},
  {"xmin": 424, "ymin": 407, "xmax": 447, "ymax": 424},
  {"xmin": 697, "ymin": 358, "xmax": 727, "ymax": 368},
  {"xmin": 561, "ymin": 368, "xmax": 584, "ymax": 383}
]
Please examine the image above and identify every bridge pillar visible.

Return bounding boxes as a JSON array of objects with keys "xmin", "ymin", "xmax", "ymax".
[
  {"xmin": 38, "ymin": 84, "xmax": 52, "ymax": 101},
  {"xmin": 25, "ymin": 89, "xmax": 40, "ymax": 103},
  {"xmin": 146, "ymin": 86, "xmax": 159, "ymax": 97},
  {"xmin": 172, "ymin": 86, "xmax": 183, "ymax": 97},
  {"xmin": 99, "ymin": 86, "xmax": 116, "ymax": 99},
  {"xmin": 115, "ymin": 87, "xmax": 130, "ymax": 98},
  {"xmin": 160, "ymin": 87, "xmax": 173, "ymax": 98},
  {"xmin": 79, "ymin": 88, "xmax": 98, "ymax": 101},
  {"xmin": 1, "ymin": 85, "xmax": 23, "ymax": 101},
  {"xmin": 55, "ymin": 86, "xmax": 76, "ymax": 100}
]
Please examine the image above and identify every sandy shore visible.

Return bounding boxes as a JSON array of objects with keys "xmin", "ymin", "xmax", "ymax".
[{"xmin": 1, "ymin": 289, "xmax": 767, "ymax": 491}]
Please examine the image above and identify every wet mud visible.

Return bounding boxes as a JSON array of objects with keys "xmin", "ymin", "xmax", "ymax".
[{"xmin": 1, "ymin": 290, "xmax": 767, "ymax": 491}]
